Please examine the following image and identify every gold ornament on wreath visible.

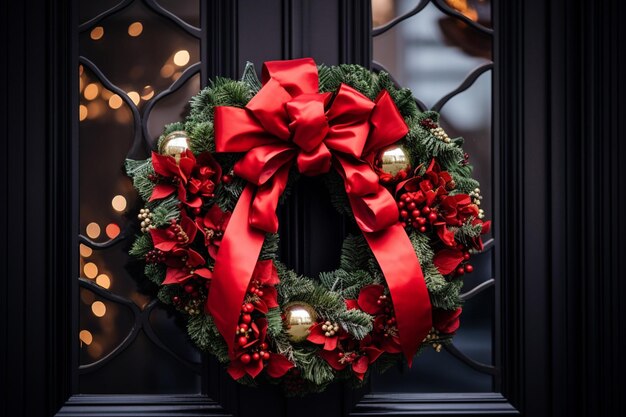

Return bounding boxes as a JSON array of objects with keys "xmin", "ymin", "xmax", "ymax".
[
  {"xmin": 283, "ymin": 302, "xmax": 318, "ymax": 343},
  {"xmin": 159, "ymin": 130, "xmax": 190, "ymax": 164}
]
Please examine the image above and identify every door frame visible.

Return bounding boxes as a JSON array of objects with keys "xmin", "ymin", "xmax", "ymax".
[{"xmin": 2, "ymin": 0, "xmax": 624, "ymax": 416}]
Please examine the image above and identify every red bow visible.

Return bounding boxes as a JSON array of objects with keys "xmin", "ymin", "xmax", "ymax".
[{"xmin": 208, "ymin": 58, "xmax": 431, "ymax": 363}]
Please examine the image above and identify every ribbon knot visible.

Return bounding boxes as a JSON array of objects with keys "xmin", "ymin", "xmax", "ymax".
[{"xmin": 209, "ymin": 58, "xmax": 432, "ymax": 364}]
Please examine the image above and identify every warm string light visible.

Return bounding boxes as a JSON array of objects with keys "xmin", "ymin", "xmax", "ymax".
[
  {"xmin": 83, "ymin": 262, "xmax": 98, "ymax": 278},
  {"xmin": 85, "ymin": 222, "xmax": 101, "ymax": 239},
  {"xmin": 127, "ymin": 21, "xmax": 143, "ymax": 37},
  {"xmin": 79, "ymin": 330, "xmax": 93, "ymax": 346},
  {"xmin": 90, "ymin": 26, "xmax": 104, "ymax": 40},
  {"xmin": 91, "ymin": 301, "xmax": 106, "ymax": 317}
]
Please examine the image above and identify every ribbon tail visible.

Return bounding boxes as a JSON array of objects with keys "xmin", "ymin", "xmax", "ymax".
[
  {"xmin": 362, "ymin": 225, "xmax": 432, "ymax": 365},
  {"xmin": 207, "ymin": 185, "xmax": 266, "ymax": 356}
]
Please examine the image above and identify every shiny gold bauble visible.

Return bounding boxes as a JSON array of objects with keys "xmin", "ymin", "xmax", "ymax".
[
  {"xmin": 379, "ymin": 146, "xmax": 410, "ymax": 176},
  {"xmin": 159, "ymin": 130, "xmax": 190, "ymax": 164},
  {"xmin": 283, "ymin": 302, "xmax": 318, "ymax": 343}
]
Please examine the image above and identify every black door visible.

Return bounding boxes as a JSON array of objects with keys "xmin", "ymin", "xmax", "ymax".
[{"xmin": 2, "ymin": 1, "xmax": 625, "ymax": 417}]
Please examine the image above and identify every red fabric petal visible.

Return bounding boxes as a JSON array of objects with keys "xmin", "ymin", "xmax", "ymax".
[
  {"xmin": 319, "ymin": 350, "xmax": 347, "ymax": 371},
  {"xmin": 323, "ymin": 336, "xmax": 338, "ymax": 351},
  {"xmin": 227, "ymin": 362, "xmax": 246, "ymax": 380},
  {"xmin": 357, "ymin": 284, "xmax": 385, "ymax": 315},
  {"xmin": 433, "ymin": 248, "xmax": 464, "ymax": 275},
  {"xmin": 432, "ymin": 307, "xmax": 462, "ymax": 334},
  {"xmin": 162, "ymin": 267, "xmax": 190, "ymax": 285},
  {"xmin": 351, "ymin": 355, "xmax": 370, "ymax": 374},
  {"xmin": 307, "ymin": 324, "xmax": 327, "ymax": 344},
  {"xmin": 193, "ymin": 268, "xmax": 212, "ymax": 279},
  {"xmin": 265, "ymin": 353, "xmax": 295, "ymax": 378},
  {"xmin": 260, "ymin": 287, "xmax": 279, "ymax": 309},
  {"xmin": 149, "ymin": 184, "xmax": 176, "ymax": 201},
  {"xmin": 245, "ymin": 358, "xmax": 264, "ymax": 379}
]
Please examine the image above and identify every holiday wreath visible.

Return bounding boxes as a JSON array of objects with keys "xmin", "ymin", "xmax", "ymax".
[{"xmin": 126, "ymin": 58, "xmax": 490, "ymax": 394}]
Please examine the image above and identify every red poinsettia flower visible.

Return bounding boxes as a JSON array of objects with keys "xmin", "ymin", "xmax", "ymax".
[
  {"xmin": 357, "ymin": 284, "xmax": 388, "ymax": 316},
  {"xmin": 196, "ymin": 205, "xmax": 231, "ymax": 259},
  {"xmin": 433, "ymin": 248, "xmax": 465, "ymax": 275},
  {"xmin": 161, "ymin": 247, "xmax": 212, "ymax": 285},
  {"xmin": 319, "ymin": 336, "xmax": 383, "ymax": 380},
  {"xmin": 149, "ymin": 212, "xmax": 198, "ymax": 252},
  {"xmin": 149, "ymin": 150, "xmax": 221, "ymax": 207},
  {"xmin": 432, "ymin": 307, "xmax": 462, "ymax": 334},
  {"xmin": 247, "ymin": 260, "xmax": 280, "ymax": 314},
  {"xmin": 228, "ymin": 317, "xmax": 294, "ymax": 380},
  {"xmin": 371, "ymin": 315, "xmax": 402, "ymax": 354},
  {"xmin": 469, "ymin": 218, "xmax": 491, "ymax": 251},
  {"xmin": 307, "ymin": 320, "xmax": 348, "ymax": 351}
]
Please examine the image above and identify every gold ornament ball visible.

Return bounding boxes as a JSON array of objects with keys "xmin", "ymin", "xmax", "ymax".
[
  {"xmin": 283, "ymin": 302, "xmax": 318, "ymax": 343},
  {"xmin": 379, "ymin": 146, "xmax": 410, "ymax": 176},
  {"xmin": 159, "ymin": 130, "xmax": 190, "ymax": 164}
]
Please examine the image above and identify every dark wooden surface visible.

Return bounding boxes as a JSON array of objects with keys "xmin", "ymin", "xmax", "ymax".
[{"xmin": 1, "ymin": 0, "xmax": 625, "ymax": 416}]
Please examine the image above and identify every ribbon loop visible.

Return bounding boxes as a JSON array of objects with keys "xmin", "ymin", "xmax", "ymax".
[{"xmin": 209, "ymin": 58, "xmax": 431, "ymax": 363}]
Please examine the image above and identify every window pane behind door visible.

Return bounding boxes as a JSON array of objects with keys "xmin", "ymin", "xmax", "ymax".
[
  {"xmin": 371, "ymin": 0, "xmax": 496, "ymax": 393},
  {"xmin": 77, "ymin": 0, "xmax": 203, "ymax": 394}
]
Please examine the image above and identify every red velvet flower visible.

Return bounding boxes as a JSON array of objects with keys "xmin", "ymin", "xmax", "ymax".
[
  {"xmin": 432, "ymin": 307, "xmax": 462, "ymax": 334},
  {"xmin": 196, "ymin": 205, "xmax": 231, "ymax": 259},
  {"xmin": 244, "ymin": 260, "xmax": 280, "ymax": 314},
  {"xmin": 319, "ymin": 336, "xmax": 383, "ymax": 380},
  {"xmin": 307, "ymin": 321, "xmax": 348, "ymax": 351},
  {"xmin": 149, "ymin": 150, "xmax": 221, "ymax": 207},
  {"xmin": 228, "ymin": 317, "xmax": 294, "ymax": 380},
  {"xmin": 161, "ymin": 247, "xmax": 212, "ymax": 285},
  {"xmin": 433, "ymin": 248, "xmax": 465, "ymax": 275},
  {"xmin": 149, "ymin": 212, "xmax": 198, "ymax": 252}
]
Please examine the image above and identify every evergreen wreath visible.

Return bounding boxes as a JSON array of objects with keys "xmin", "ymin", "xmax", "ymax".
[{"xmin": 126, "ymin": 58, "xmax": 490, "ymax": 395}]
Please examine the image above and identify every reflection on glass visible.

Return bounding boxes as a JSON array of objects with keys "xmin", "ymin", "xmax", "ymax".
[
  {"xmin": 79, "ymin": 1, "xmax": 200, "ymax": 100},
  {"xmin": 147, "ymin": 74, "xmax": 200, "ymax": 139},
  {"xmin": 373, "ymin": 1, "xmax": 491, "ymax": 108},
  {"xmin": 156, "ymin": 0, "xmax": 200, "ymax": 27},
  {"xmin": 79, "ymin": 288, "xmax": 135, "ymax": 364},
  {"xmin": 78, "ymin": 0, "xmax": 202, "ymax": 394},
  {"xmin": 371, "ymin": 0, "xmax": 495, "ymax": 394}
]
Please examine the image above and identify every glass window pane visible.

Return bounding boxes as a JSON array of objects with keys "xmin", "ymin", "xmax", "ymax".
[
  {"xmin": 78, "ymin": 0, "xmax": 202, "ymax": 394},
  {"xmin": 371, "ymin": 0, "xmax": 495, "ymax": 393}
]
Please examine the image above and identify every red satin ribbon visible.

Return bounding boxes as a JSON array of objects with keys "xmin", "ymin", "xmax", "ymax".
[{"xmin": 208, "ymin": 58, "xmax": 431, "ymax": 363}]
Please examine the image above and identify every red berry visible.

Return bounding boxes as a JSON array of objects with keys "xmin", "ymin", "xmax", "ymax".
[
  {"xmin": 240, "ymin": 353, "xmax": 251, "ymax": 364},
  {"xmin": 404, "ymin": 197, "xmax": 412, "ymax": 204},
  {"xmin": 338, "ymin": 352, "xmax": 344, "ymax": 358},
  {"xmin": 411, "ymin": 209, "xmax": 420, "ymax": 218},
  {"xmin": 456, "ymin": 267, "xmax": 465, "ymax": 275},
  {"xmin": 252, "ymin": 352, "xmax": 261, "ymax": 361},
  {"xmin": 463, "ymin": 252, "xmax": 470, "ymax": 260},
  {"xmin": 464, "ymin": 264, "xmax": 474, "ymax": 273},
  {"xmin": 400, "ymin": 210, "xmax": 409, "ymax": 218},
  {"xmin": 172, "ymin": 296, "xmax": 180, "ymax": 304},
  {"xmin": 239, "ymin": 323, "xmax": 249, "ymax": 331},
  {"xmin": 407, "ymin": 202, "xmax": 416, "ymax": 210},
  {"xmin": 400, "ymin": 193, "xmax": 408, "ymax": 200},
  {"xmin": 249, "ymin": 286, "xmax": 257, "ymax": 293},
  {"xmin": 263, "ymin": 352, "xmax": 270, "ymax": 360},
  {"xmin": 184, "ymin": 284, "xmax": 194, "ymax": 293},
  {"xmin": 260, "ymin": 342, "xmax": 268, "ymax": 350},
  {"xmin": 428, "ymin": 212, "xmax": 438, "ymax": 222},
  {"xmin": 241, "ymin": 314, "xmax": 252, "ymax": 323},
  {"xmin": 238, "ymin": 336, "xmax": 248, "ymax": 346},
  {"xmin": 417, "ymin": 217, "xmax": 427, "ymax": 225},
  {"xmin": 245, "ymin": 303, "xmax": 254, "ymax": 312},
  {"xmin": 193, "ymin": 207, "xmax": 201, "ymax": 215},
  {"xmin": 398, "ymin": 201, "xmax": 405, "ymax": 208},
  {"xmin": 419, "ymin": 226, "xmax": 427, "ymax": 233},
  {"xmin": 222, "ymin": 175, "xmax": 233, "ymax": 184},
  {"xmin": 412, "ymin": 221, "xmax": 419, "ymax": 228},
  {"xmin": 257, "ymin": 290, "xmax": 264, "ymax": 297},
  {"xmin": 422, "ymin": 206, "xmax": 431, "ymax": 214}
]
